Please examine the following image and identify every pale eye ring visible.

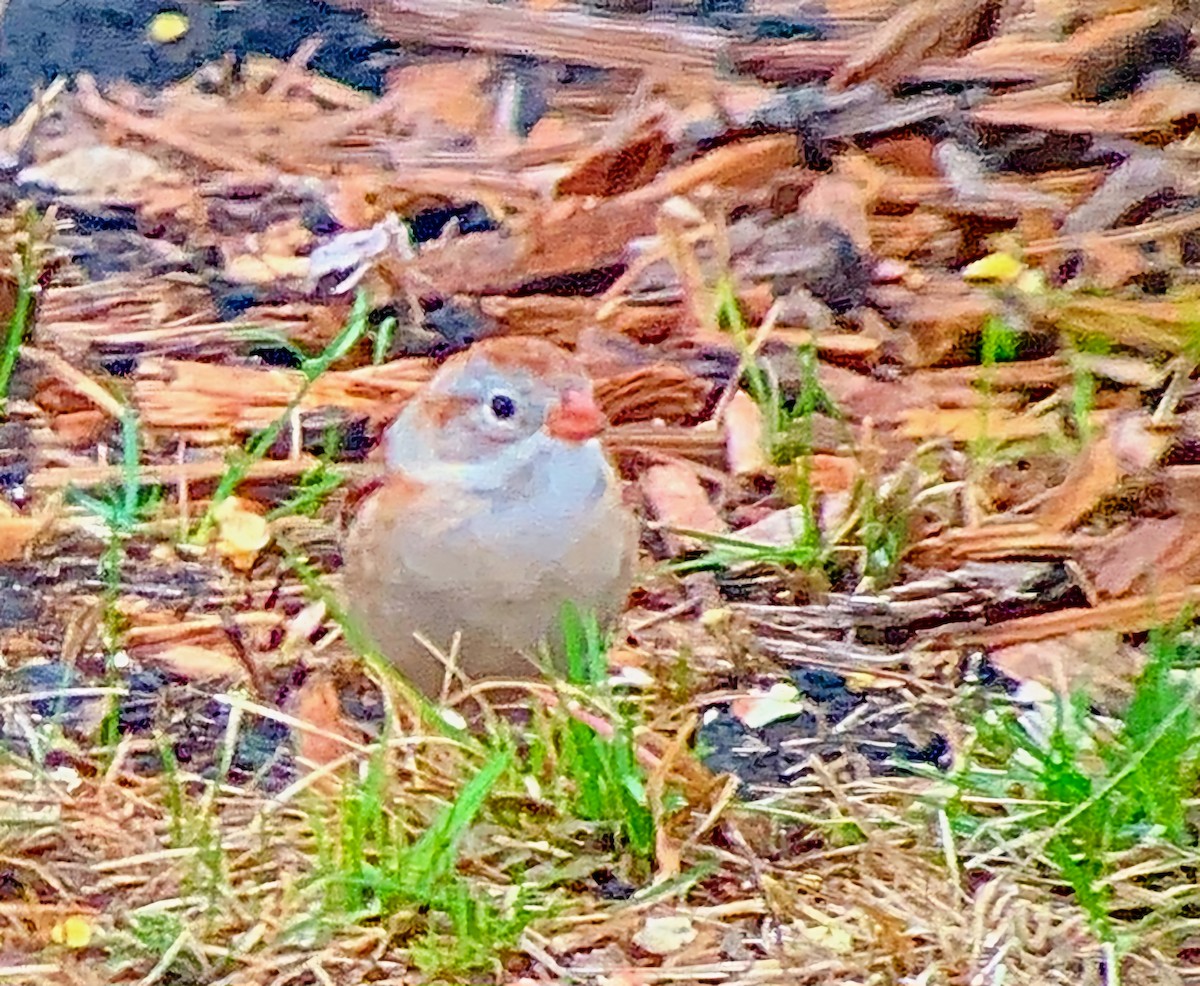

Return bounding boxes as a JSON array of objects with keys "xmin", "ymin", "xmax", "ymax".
[{"xmin": 490, "ymin": 393, "xmax": 517, "ymax": 420}]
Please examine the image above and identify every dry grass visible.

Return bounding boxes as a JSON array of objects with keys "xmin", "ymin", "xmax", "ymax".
[{"xmin": 1, "ymin": 634, "xmax": 1197, "ymax": 985}]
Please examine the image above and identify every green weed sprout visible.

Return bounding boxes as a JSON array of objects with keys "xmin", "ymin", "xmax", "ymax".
[
  {"xmin": 194, "ymin": 290, "xmax": 371, "ymax": 542},
  {"xmin": 557, "ymin": 603, "xmax": 656, "ymax": 867},
  {"xmin": 932, "ymin": 622, "xmax": 1200, "ymax": 951},
  {"xmin": 0, "ymin": 207, "xmax": 53, "ymax": 412}
]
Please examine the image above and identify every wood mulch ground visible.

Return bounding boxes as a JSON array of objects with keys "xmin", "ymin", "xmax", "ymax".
[{"xmin": 3, "ymin": 0, "xmax": 1200, "ymax": 982}]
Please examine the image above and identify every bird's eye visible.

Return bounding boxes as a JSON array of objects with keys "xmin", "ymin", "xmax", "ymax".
[{"xmin": 490, "ymin": 394, "xmax": 517, "ymax": 420}]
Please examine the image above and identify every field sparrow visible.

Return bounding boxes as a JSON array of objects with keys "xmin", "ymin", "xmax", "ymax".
[{"xmin": 342, "ymin": 337, "xmax": 636, "ymax": 697}]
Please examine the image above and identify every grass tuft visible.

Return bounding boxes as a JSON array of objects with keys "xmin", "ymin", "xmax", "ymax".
[
  {"xmin": 555, "ymin": 604, "xmax": 658, "ymax": 870},
  {"xmin": 930, "ymin": 621, "xmax": 1200, "ymax": 951},
  {"xmin": 300, "ymin": 743, "xmax": 531, "ymax": 976}
]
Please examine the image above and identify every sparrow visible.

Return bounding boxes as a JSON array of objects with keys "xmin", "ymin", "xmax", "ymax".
[{"xmin": 342, "ymin": 336, "xmax": 636, "ymax": 698}]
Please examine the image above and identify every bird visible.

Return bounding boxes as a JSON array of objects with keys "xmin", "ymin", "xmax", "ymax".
[{"xmin": 342, "ymin": 336, "xmax": 636, "ymax": 699}]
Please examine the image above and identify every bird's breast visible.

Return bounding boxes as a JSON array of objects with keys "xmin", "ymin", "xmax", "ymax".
[{"xmin": 402, "ymin": 441, "xmax": 623, "ymax": 590}]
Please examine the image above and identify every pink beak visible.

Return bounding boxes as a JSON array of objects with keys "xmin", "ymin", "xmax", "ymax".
[{"xmin": 545, "ymin": 389, "xmax": 606, "ymax": 442}]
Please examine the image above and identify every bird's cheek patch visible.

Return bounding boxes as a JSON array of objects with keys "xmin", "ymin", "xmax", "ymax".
[{"xmin": 415, "ymin": 394, "xmax": 474, "ymax": 429}]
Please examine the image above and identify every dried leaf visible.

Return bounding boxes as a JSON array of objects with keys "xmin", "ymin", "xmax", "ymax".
[
  {"xmin": 137, "ymin": 643, "xmax": 249, "ymax": 682},
  {"xmin": 971, "ymin": 587, "xmax": 1200, "ymax": 647},
  {"xmin": 556, "ymin": 116, "xmax": 672, "ymax": 197},
  {"xmin": 308, "ymin": 214, "xmax": 414, "ymax": 287},
  {"xmin": 19, "ymin": 145, "xmax": 164, "ymax": 198},
  {"xmin": 282, "ymin": 600, "xmax": 329, "ymax": 655},
  {"xmin": 641, "ymin": 461, "xmax": 725, "ymax": 553},
  {"xmin": 1084, "ymin": 515, "xmax": 1200, "ymax": 599},
  {"xmin": 723, "ymin": 390, "xmax": 768, "ymax": 476},
  {"xmin": 1034, "ymin": 414, "xmax": 1168, "ymax": 531},
  {"xmin": 1076, "ymin": 353, "xmax": 1169, "ymax": 389},
  {"xmin": 633, "ymin": 914, "xmax": 698, "ymax": 955},
  {"xmin": 832, "ymin": 0, "xmax": 1004, "ymax": 90},
  {"xmin": 730, "ymin": 682, "xmax": 807, "ymax": 728},
  {"xmin": 290, "ymin": 673, "xmax": 364, "ymax": 772},
  {"xmin": 798, "ymin": 921, "xmax": 854, "ymax": 953},
  {"xmin": 1077, "ymin": 234, "xmax": 1150, "ymax": 290},
  {"xmin": 989, "ymin": 631, "xmax": 1138, "ymax": 700}
]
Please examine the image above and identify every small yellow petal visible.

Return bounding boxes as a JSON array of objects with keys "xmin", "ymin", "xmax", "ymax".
[
  {"xmin": 148, "ymin": 11, "xmax": 189, "ymax": 44},
  {"xmin": 214, "ymin": 497, "xmax": 271, "ymax": 571},
  {"xmin": 52, "ymin": 916, "xmax": 92, "ymax": 948},
  {"xmin": 962, "ymin": 251, "xmax": 1025, "ymax": 283}
]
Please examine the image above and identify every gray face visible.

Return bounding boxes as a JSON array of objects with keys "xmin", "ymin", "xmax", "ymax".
[
  {"xmin": 437, "ymin": 356, "xmax": 548, "ymax": 458},
  {"xmin": 384, "ymin": 352, "xmax": 587, "ymax": 474}
]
